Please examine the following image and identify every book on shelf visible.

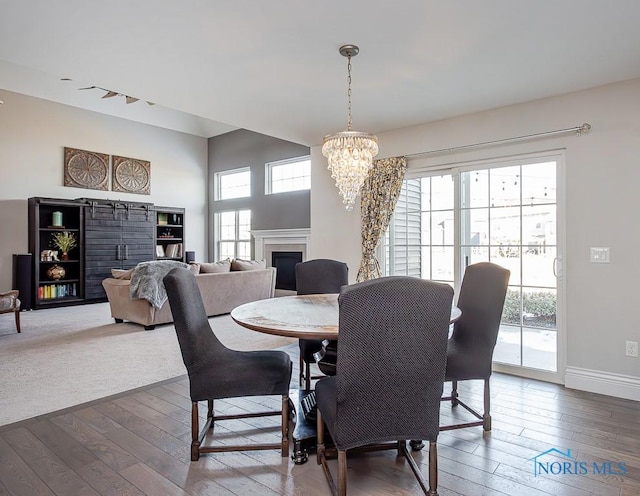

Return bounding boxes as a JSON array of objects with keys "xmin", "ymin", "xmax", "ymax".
[
  {"xmin": 165, "ymin": 243, "xmax": 183, "ymax": 258},
  {"xmin": 39, "ymin": 283, "xmax": 77, "ymax": 299}
]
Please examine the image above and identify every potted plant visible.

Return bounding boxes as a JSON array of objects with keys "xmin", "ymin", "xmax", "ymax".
[{"xmin": 51, "ymin": 231, "xmax": 78, "ymax": 260}]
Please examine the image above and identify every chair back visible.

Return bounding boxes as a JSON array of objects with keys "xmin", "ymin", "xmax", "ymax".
[
  {"xmin": 448, "ymin": 262, "xmax": 511, "ymax": 379},
  {"xmin": 163, "ymin": 268, "xmax": 227, "ymax": 375},
  {"xmin": 295, "ymin": 259, "xmax": 348, "ymax": 295},
  {"xmin": 334, "ymin": 276, "xmax": 453, "ymax": 449}
]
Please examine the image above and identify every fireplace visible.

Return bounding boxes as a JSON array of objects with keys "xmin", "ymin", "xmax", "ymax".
[{"xmin": 272, "ymin": 251, "xmax": 303, "ymax": 291}]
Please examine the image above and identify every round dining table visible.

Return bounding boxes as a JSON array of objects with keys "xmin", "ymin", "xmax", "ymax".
[
  {"xmin": 231, "ymin": 293, "xmax": 462, "ymax": 464},
  {"xmin": 231, "ymin": 293, "xmax": 461, "ymax": 339}
]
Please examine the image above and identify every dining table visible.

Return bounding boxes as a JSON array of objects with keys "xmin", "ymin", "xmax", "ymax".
[{"xmin": 231, "ymin": 293, "xmax": 462, "ymax": 463}]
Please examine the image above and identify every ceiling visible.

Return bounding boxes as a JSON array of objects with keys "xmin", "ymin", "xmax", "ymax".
[{"xmin": 2, "ymin": 1, "xmax": 640, "ymax": 146}]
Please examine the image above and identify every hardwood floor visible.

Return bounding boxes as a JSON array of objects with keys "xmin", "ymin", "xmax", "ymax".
[{"xmin": 1, "ymin": 347, "xmax": 639, "ymax": 496}]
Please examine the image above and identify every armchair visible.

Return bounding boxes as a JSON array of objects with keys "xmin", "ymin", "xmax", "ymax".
[{"xmin": 0, "ymin": 290, "xmax": 21, "ymax": 333}]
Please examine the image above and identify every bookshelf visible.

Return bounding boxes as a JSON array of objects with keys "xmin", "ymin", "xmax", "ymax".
[
  {"xmin": 28, "ymin": 197, "xmax": 84, "ymax": 309},
  {"xmin": 155, "ymin": 206, "xmax": 185, "ymax": 262}
]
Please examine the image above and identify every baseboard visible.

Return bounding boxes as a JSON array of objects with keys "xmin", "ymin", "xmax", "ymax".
[{"xmin": 564, "ymin": 367, "xmax": 640, "ymax": 401}]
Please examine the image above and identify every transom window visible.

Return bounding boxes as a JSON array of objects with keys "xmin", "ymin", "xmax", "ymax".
[
  {"xmin": 214, "ymin": 167, "xmax": 251, "ymax": 200},
  {"xmin": 215, "ymin": 209, "xmax": 251, "ymax": 260},
  {"xmin": 265, "ymin": 156, "xmax": 311, "ymax": 194}
]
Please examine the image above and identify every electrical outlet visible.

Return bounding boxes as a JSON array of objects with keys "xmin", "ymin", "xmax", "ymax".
[{"xmin": 626, "ymin": 341, "xmax": 639, "ymax": 358}]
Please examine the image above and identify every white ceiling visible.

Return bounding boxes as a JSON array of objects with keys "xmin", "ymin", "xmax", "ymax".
[{"xmin": 2, "ymin": 1, "xmax": 640, "ymax": 145}]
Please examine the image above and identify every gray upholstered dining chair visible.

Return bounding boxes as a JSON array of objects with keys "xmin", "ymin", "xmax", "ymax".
[
  {"xmin": 163, "ymin": 268, "xmax": 292, "ymax": 461},
  {"xmin": 441, "ymin": 262, "xmax": 510, "ymax": 431},
  {"xmin": 295, "ymin": 258, "xmax": 348, "ymax": 390},
  {"xmin": 316, "ymin": 276, "xmax": 453, "ymax": 496},
  {"xmin": 0, "ymin": 290, "xmax": 21, "ymax": 333}
]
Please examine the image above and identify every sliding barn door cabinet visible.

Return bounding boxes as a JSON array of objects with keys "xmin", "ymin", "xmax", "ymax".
[{"xmin": 28, "ymin": 197, "xmax": 185, "ymax": 308}]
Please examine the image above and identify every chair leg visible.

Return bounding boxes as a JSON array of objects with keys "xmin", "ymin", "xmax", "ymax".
[
  {"xmin": 428, "ymin": 441, "xmax": 438, "ymax": 496},
  {"xmin": 191, "ymin": 402, "xmax": 200, "ymax": 461},
  {"xmin": 483, "ymin": 379, "xmax": 491, "ymax": 431},
  {"xmin": 281, "ymin": 394, "xmax": 290, "ymax": 457},
  {"xmin": 450, "ymin": 380, "xmax": 458, "ymax": 406},
  {"xmin": 317, "ymin": 411, "xmax": 340, "ymax": 495},
  {"xmin": 299, "ymin": 355, "xmax": 304, "ymax": 387},
  {"xmin": 316, "ymin": 410, "xmax": 325, "ymax": 465},
  {"xmin": 337, "ymin": 450, "xmax": 348, "ymax": 496},
  {"xmin": 208, "ymin": 400, "xmax": 214, "ymax": 431},
  {"xmin": 15, "ymin": 309, "xmax": 20, "ymax": 333}
]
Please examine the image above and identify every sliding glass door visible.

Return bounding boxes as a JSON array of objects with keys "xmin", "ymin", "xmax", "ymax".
[{"xmin": 384, "ymin": 153, "xmax": 564, "ymax": 381}]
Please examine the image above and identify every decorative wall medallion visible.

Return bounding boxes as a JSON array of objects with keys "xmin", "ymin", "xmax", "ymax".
[
  {"xmin": 63, "ymin": 147, "xmax": 109, "ymax": 190},
  {"xmin": 112, "ymin": 155, "xmax": 151, "ymax": 195}
]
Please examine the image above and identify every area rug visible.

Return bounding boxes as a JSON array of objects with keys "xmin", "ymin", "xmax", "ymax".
[{"xmin": 0, "ymin": 302, "xmax": 295, "ymax": 426}]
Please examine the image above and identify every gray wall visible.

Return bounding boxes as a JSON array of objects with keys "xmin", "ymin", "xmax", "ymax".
[{"xmin": 208, "ymin": 129, "xmax": 310, "ymax": 261}]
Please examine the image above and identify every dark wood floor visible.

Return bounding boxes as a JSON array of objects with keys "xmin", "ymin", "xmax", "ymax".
[{"xmin": 1, "ymin": 347, "xmax": 639, "ymax": 496}]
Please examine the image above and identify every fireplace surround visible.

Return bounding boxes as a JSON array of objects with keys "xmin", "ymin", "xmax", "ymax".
[{"xmin": 251, "ymin": 228, "xmax": 310, "ymax": 295}]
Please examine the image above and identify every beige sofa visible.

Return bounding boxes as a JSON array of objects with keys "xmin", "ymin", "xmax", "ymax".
[{"xmin": 102, "ymin": 267, "xmax": 276, "ymax": 330}]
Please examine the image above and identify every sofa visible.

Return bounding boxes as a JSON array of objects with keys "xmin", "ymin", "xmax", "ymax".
[{"xmin": 102, "ymin": 265, "xmax": 276, "ymax": 330}]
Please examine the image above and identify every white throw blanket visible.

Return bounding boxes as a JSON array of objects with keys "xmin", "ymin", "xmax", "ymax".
[{"xmin": 129, "ymin": 260, "xmax": 189, "ymax": 309}]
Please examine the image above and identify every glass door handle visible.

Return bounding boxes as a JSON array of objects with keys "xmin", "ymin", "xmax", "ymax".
[{"xmin": 553, "ymin": 257, "xmax": 562, "ymax": 278}]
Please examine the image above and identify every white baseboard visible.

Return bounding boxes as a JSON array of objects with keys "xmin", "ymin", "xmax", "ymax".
[{"xmin": 564, "ymin": 367, "xmax": 640, "ymax": 401}]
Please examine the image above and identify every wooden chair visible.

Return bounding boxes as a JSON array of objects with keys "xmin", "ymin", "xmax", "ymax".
[
  {"xmin": 316, "ymin": 276, "xmax": 453, "ymax": 495},
  {"xmin": 441, "ymin": 262, "xmax": 510, "ymax": 431},
  {"xmin": 0, "ymin": 290, "xmax": 21, "ymax": 333},
  {"xmin": 163, "ymin": 268, "xmax": 292, "ymax": 461}
]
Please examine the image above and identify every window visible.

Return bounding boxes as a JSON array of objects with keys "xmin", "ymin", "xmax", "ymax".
[
  {"xmin": 265, "ymin": 156, "xmax": 311, "ymax": 194},
  {"xmin": 214, "ymin": 167, "xmax": 251, "ymax": 200},
  {"xmin": 215, "ymin": 209, "xmax": 251, "ymax": 260}
]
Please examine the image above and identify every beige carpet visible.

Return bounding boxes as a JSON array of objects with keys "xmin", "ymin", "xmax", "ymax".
[{"xmin": 0, "ymin": 303, "xmax": 295, "ymax": 426}]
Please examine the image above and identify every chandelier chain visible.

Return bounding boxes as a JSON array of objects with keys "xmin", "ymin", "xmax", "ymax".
[{"xmin": 347, "ymin": 55, "xmax": 352, "ymax": 131}]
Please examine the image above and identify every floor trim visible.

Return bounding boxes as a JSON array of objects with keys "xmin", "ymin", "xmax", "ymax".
[{"xmin": 565, "ymin": 366, "xmax": 640, "ymax": 401}]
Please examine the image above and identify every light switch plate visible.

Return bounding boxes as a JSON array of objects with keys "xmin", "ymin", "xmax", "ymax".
[{"xmin": 590, "ymin": 247, "xmax": 610, "ymax": 263}]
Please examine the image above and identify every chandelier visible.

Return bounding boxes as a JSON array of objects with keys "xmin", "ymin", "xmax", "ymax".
[{"xmin": 322, "ymin": 45, "xmax": 378, "ymax": 211}]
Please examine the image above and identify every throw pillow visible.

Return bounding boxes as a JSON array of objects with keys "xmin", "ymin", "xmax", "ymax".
[
  {"xmin": 199, "ymin": 259, "xmax": 231, "ymax": 273},
  {"xmin": 231, "ymin": 258, "xmax": 267, "ymax": 271},
  {"xmin": 111, "ymin": 268, "xmax": 134, "ymax": 280},
  {"xmin": 188, "ymin": 263, "xmax": 200, "ymax": 274}
]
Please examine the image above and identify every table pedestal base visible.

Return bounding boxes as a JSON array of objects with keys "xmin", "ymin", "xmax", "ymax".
[{"xmin": 289, "ymin": 389, "xmax": 319, "ymax": 464}]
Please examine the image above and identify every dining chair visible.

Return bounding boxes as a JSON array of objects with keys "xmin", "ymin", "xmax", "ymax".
[
  {"xmin": 163, "ymin": 268, "xmax": 292, "ymax": 461},
  {"xmin": 316, "ymin": 276, "xmax": 453, "ymax": 496},
  {"xmin": 295, "ymin": 258, "xmax": 348, "ymax": 390},
  {"xmin": 441, "ymin": 262, "xmax": 510, "ymax": 431},
  {"xmin": 0, "ymin": 290, "xmax": 21, "ymax": 333}
]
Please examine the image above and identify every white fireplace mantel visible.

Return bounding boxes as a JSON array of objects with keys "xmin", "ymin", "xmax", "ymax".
[{"xmin": 251, "ymin": 228, "xmax": 311, "ymax": 262}]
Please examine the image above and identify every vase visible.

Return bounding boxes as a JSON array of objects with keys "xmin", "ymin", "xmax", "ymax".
[
  {"xmin": 47, "ymin": 264, "xmax": 66, "ymax": 281},
  {"xmin": 61, "ymin": 252, "xmax": 69, "ymax": 261}
]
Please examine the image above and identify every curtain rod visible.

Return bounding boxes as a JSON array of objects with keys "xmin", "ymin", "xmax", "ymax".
[{"xmin": 404, "ymin": 123, "xmax": 591, "ymax": 159}]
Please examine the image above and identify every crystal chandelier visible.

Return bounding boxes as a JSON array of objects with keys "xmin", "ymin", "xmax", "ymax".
[{"xmin": 322, "ymin": 45, "xmax": 378, "ymax": 211}]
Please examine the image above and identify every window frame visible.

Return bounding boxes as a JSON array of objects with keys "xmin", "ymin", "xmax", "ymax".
[
  {"xmin": 265, "ymin": 155, "xmax": 311, "ymax": 195},
  {"xmin": 214, "ymin": 209, "xmax": 252, "ymax": 261},
  {"xmin": 214, "ymin": 167, "xmax": 251, "ymax": 201}
]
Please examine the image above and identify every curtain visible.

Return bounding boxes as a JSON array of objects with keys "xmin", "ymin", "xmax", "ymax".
[{"xmin": 356, "ymin": 156, "xmax": 407, "ymax": 282}]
